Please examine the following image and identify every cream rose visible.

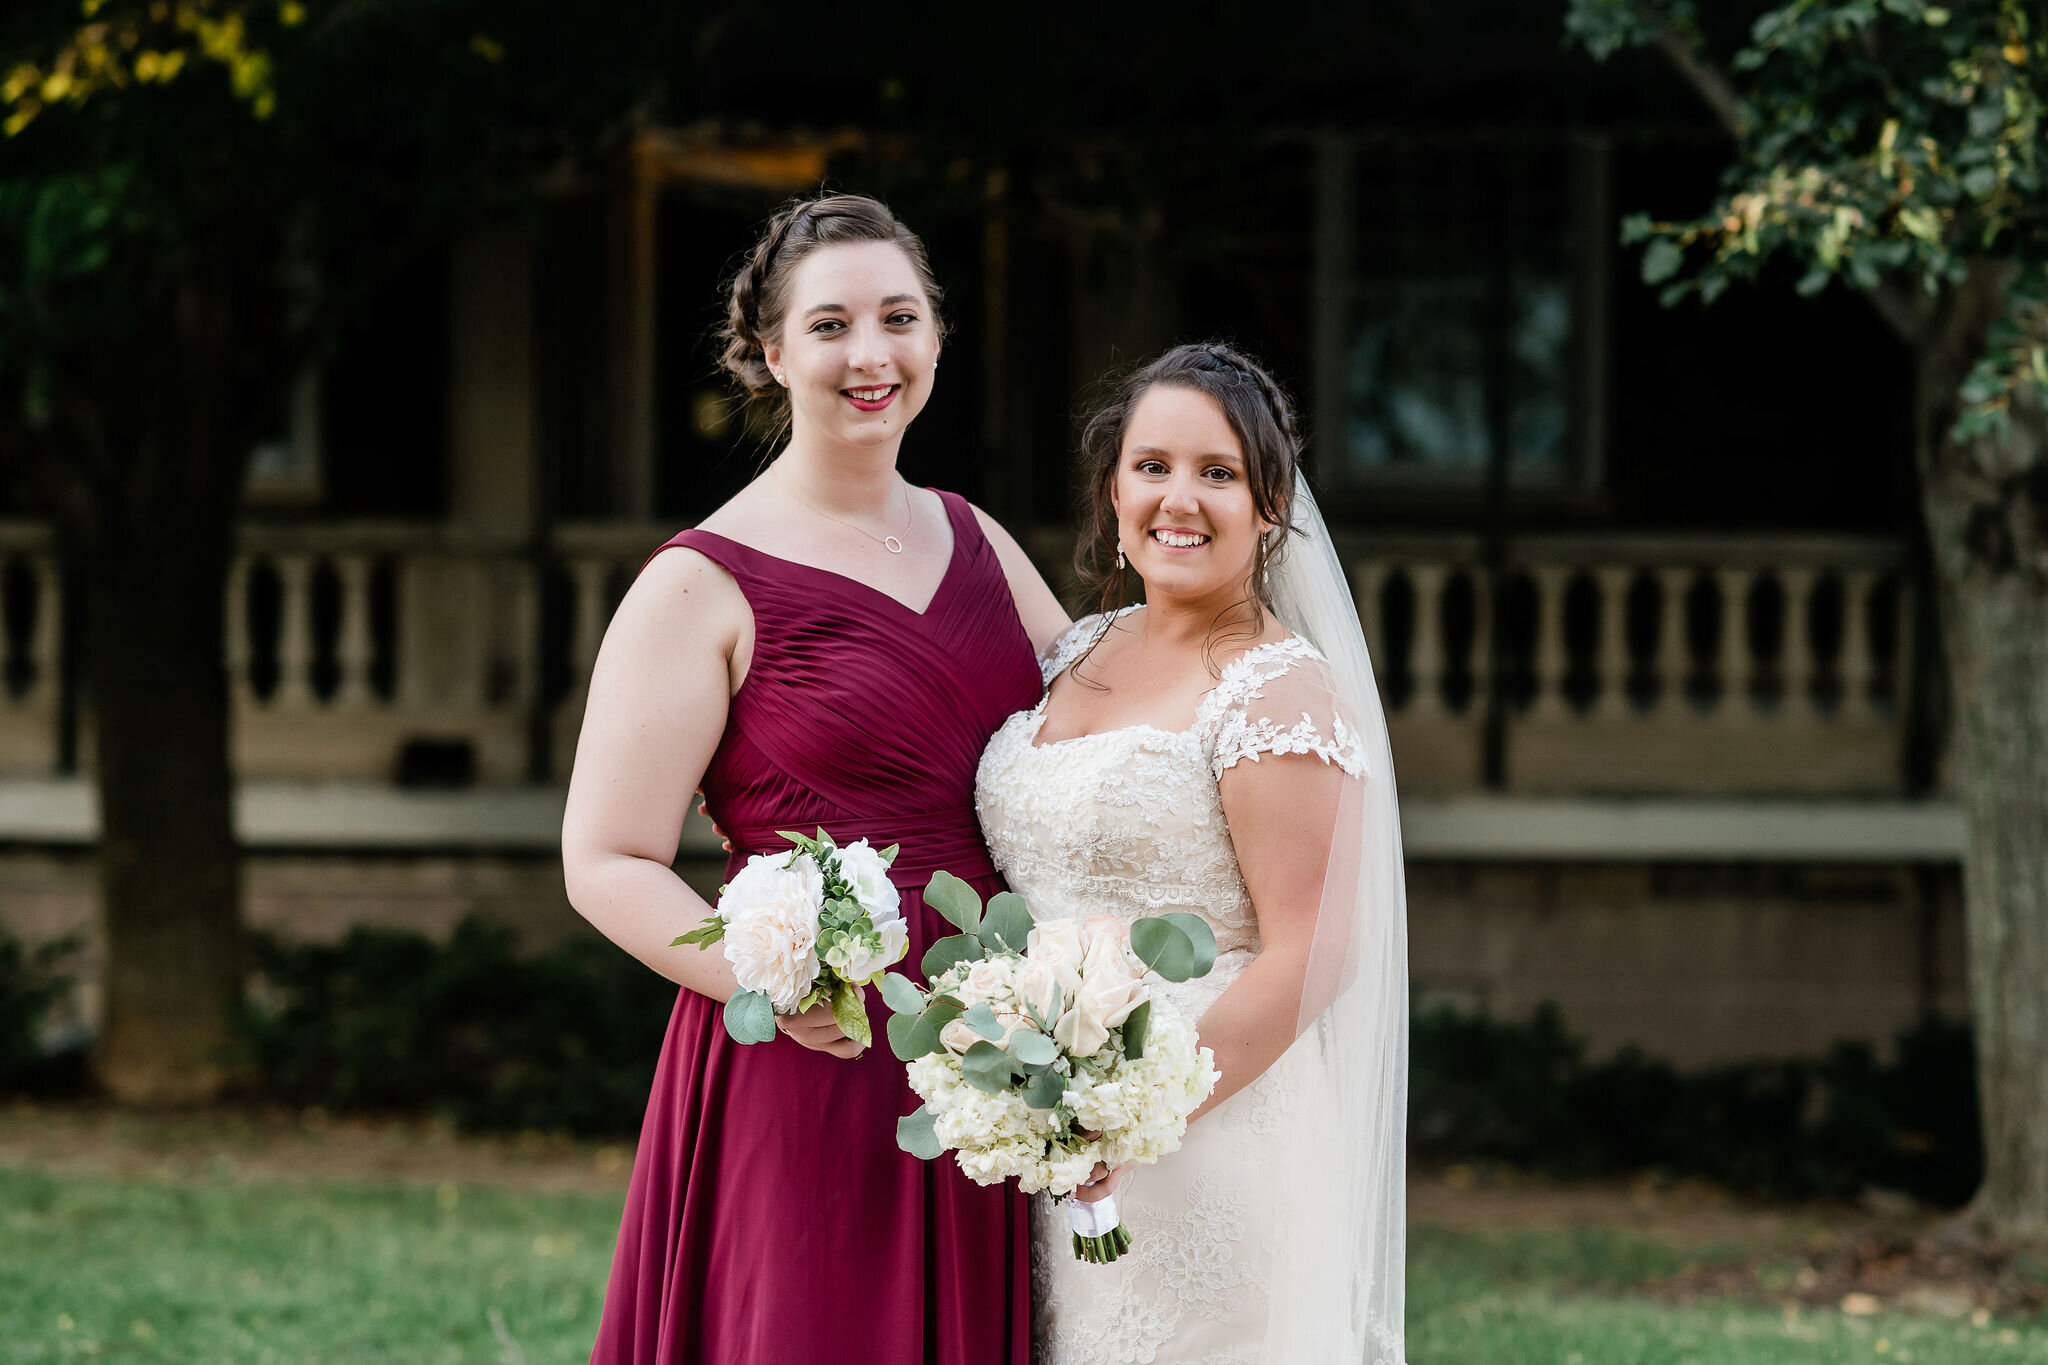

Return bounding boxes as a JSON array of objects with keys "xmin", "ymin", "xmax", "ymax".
[
  {"xmin": 1013, "ymin": 958, "xmax": 1062, "ymax": 1022},
  {"xmin": 718, "ymin": 853, "xmax": 824, "ymax": 1012},
  {"xmin": 1083, "ymin": 915, "xmax": 1130, "ymax": 946},
  {"xmin": 1054, "ymin": 935, "xmax": 1148, "ymax": 1057},
  {"xmin": 1026, "ymin": 919, "xmax": 1086, "ymax": 995}
]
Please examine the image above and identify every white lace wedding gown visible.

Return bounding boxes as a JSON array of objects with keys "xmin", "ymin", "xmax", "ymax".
[{"xmin": 974, "ymin": 608, "xmax": 1384, "ymax": 1365}]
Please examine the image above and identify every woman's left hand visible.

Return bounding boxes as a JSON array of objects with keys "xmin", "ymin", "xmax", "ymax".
[{"xmin": 1074, "ymin": 1160, "xmax": 1133, "ymax": 1203}]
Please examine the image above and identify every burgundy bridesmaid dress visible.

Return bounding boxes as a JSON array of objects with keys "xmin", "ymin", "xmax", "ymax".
[{"xmin": 589, "ymin": 489, "xmax": 1040, "ymax": 1365}]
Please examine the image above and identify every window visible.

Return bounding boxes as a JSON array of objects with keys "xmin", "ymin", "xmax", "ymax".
[{"xmin": 1313, "ymin": 134, "xmax": 1608, "ymax": 496}]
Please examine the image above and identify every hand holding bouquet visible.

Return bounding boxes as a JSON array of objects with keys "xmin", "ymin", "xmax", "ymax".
[
  {"xmin": 883, "ymin": 872, "xmax": 1220, "ymax": 1262},
  {"xmin": 673, "ymin": 829, "xmax": 909, "ymax": 1048}
]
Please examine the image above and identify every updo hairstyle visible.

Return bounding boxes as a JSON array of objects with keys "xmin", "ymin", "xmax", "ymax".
[
  {"xmin": 1073, "ymin": 341, "xmax": 1303, "ymax": 664},
  {"xmin": 718, "ymin": 193, "xmax": 946, "ymax": 436}
]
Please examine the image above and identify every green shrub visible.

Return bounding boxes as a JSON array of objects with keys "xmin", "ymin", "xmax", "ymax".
[
  {"xmin": 0, "ymin": 928, "xmax": 81, "ymax": 1094},
  {"xmin": 240, "ymin": 917, "xmax": 677, "ymax": 1136},
  {"xmin": 1410, "ymin": 1003, "xmax": 1980, "ymax": 1207}
]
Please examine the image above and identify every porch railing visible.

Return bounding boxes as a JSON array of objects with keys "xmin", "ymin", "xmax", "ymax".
[{"xmin": 0, "ymin": 521, "xmax": 1930, "ymax": 797}]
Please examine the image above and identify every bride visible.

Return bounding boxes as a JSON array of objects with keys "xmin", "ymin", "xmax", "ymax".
[{"xmin": 975, "ymin": 342, "xmax": 1408, "ymax": 1365}]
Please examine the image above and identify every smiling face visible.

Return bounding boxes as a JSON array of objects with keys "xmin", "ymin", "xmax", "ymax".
[
  {"xmin": 761, "ymin": 240, "xmax": 940, "ymax": 450},
  {"xmin": 1112, "ymin": 385, "xmax": 1275, "ymax": 606}
]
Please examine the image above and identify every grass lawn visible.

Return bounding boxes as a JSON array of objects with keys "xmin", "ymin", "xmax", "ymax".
[{"xmin": 1, "ymin": 1156, "xmax": 2044, "ymax": 1363}]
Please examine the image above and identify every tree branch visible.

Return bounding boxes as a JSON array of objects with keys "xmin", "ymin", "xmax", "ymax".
[
  {"xmin": 1870, "ymin": 278, "xmax": 1938, "ymax": 349},
  {"xmin": 1652, "ymin": 24, "xmax": 1746, "ymax": 140}
]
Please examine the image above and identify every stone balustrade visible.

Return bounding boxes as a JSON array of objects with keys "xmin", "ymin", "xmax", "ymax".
[{"xmin": 0, "ymin": 521, "xmax": 1927, "ymax": 797}]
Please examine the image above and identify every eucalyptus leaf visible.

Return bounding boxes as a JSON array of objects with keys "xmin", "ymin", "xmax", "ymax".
[
  {"xmin": 896, "ymin": 1105, "xmax": 942, "ymax": 1159},
  {"xmin": 722, "ymin": 989, "xmax": 777, "ymax": 1045},
  {"xmin": 921, "ymin": 934, "xmax": 983, "ymax": 980},
  {"xmin": 960, "ymin": 1002, "xmax": 1005, "ymax": 1040},
  {"xmin": 1121, "ymin": 998, "xmax": 1152, "ymax": 1060},
  {"xmin": 1161, "ymin": 913, "xmax": 1218, "ymax": 978},
  {"xmin": 1008, "ymin": 1029, "xmax": 1059, "ymax": 1068},
  {"xmin": 920, "ymin": 998, "xmax": 964, "ymax": 1037},
  {"xmin": 1021, "ymin": 1068, "xmax": 1066, "ymax": 1110},
  {"xmin": 888, "ymin": 1012, "xmax": 938, "ymax": 1061},
  {"xmin": 830, "ymin": 980, "xmax": 872, "ymax": 1050},
  {"xmin": 1130, "ymin": 917, "xmax": 1195, "ymax": 983},
  {"xmin": 878, "ymin": 843, "xmax": 900, "ymax": 866},
  {"xmin": 923, "ymin": 871, "xmax": 983, "ymax": 933},
  {"xmin": 879, "ymin": 971, "xmax": 926, "ymax": 1016},
  {"xmin": 979, "ymin": 892, "xmax": 1035, "ymax": 953},
  {"xmin": 960, "ymin": 1040, "xmax": 1013, "ymax": 1094}
]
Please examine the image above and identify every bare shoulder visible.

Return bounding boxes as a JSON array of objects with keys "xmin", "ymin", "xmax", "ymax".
[{"xmin": 621, "ymin": 544, "xmax": 750, "ymax": 648}]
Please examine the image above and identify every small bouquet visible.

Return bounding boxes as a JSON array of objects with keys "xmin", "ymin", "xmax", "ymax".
[
  {"xmin": 673, "ymin": 828, "xmax": 909, "ymax": 1048},
  {"xmin": 882, "ymin": 871, "xmax": 1220, "ymax": 1262}
]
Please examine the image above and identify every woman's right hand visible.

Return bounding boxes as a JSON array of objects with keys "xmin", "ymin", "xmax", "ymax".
[{"xmin": 775, "ymin": 1000, "xmax": 864, "ymax": 1058}]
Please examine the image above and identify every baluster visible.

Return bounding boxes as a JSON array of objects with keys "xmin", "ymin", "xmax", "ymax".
[
  {"xmin": 508, "ymin": 561, "xmax": 540, "ymax": 708},
  {"xmin": 27, "ymin": 555, "xmax": 59, "ymax": 710},
  {"xmin": 1530, "ymin": 562, "xmax": 1572, "ymax": 721},
  {"xmin": 1467, "ymin": 564, "xmax": 1492, "ymax": 718},
  {"xmin": 1406, "ymin": 561, "xmax": 1446, "ymax": 719},
  {"xmin": 568, "ymin": 557, "xmax": 611, "ymax": 693},
  {"xmin": 226, "ymin": 555, "xmax": 254, "ymax": 708},
  {"xmin": 1838, "ymin": 569, "xmax": 1875, "ymax": 719},
  {"xmin": 1891, "ymin": 577, "xmax": 1916, "ymax": 718},
  {"xmin": 334, "ymin": 554, "xmax": 374, "ymax": 710},
  {"xmin": 1351, "ymin": 560, "xmax": 1388, "ymax": 695},
  {"xmin": 274, "ymin": 554, "xmax": 315, "ymax": 711},
  {"xmin": 1779, "ymin": 566, "xmax": 1816, "ymax": 719},
  {"xmin": 1595, "ymin": 565, "xmax": 1634, "ymax": 719},
  {"xmin": 1654, "ymin": 567, "xmax": 1692, "ymax": 715},
  {"xmin": 1713, "ymin": 567, "xmax": 1752, "ymax": 717}
]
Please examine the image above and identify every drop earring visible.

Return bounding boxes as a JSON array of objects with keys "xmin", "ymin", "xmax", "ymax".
[{"xmin": 1115, "ymin": 541, "xmax": 1126, "ymax": 571}]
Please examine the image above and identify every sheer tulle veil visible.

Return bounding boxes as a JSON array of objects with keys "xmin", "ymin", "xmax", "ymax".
[{"xmin": 1261, "ymin": 471, "xmax": 1409, "ymax": 1364}]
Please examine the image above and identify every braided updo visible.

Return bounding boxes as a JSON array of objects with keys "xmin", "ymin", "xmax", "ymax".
[
  {"xmin": 718, "ymin": 193, "xmax": 945, "ymax": 434},
  {"xmin": 1074, "ymin": 341, "xmax": 1303, "ymax": 662}
]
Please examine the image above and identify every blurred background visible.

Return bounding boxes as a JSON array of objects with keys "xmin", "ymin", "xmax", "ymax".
[{"xmin": 1, "ymin": 1, "xmax": 2040, "ymax": 1361}]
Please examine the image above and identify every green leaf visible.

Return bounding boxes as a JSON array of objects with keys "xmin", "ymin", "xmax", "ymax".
[
  {"xmin": 1161, "ymin": 913, "xmax": 1218, "ymax": 978},
  {"xmin": 878, "ymin": 843, "xmax": 900, "ymax": 866},
  {"xmin": 1795, "ymin": 265, "xmax": 1831, "ymax": 297},
  {"xmin": 887, "ymin": 1011, "xmax": 939, "ymax": 1061},
  {"xmin": 923, "ymin": 871, "xmax": 983, "ymax": 933},
  {"xmin": 879, "ymin": 971, "xmax": 926, "ymax": 1016},
  {"xmin": 1021, "ymin": 1068, "xmax": 1066, "ymax": 1110},
  {"xmin": 921, "ymin": 998, "xmax": 964, "ymax": 1037},
  {"xmin": 670, "ymin": 918, "xmax": 725, "ymax": 948},
  {"xmin": 1640, "ymin": 238, "xmax": 1683, "ymax": 285},
  {"xmin": 1008, "ymin": 1029, "xmax": 1059, "ymax": 1068},
  {"xmin": 831, "ymin": 980, "xmax": 871, "ymax": 1050},
  {"xmin": 1121, "ymin": 999, "xmax": 1152, "ymax": 1060},
  {"xmin": 960, "ymin": 1002, "xmax": 1005, "ymax": 1040},
  {"xmin": 722, "ymin": 989, "xmax": 777, "ymax": 1045},
  {"xmin": 774, "ymin": 829, "xmax": 817, "ymax": 854},
  {"xmin": 896, "ymin": 1105, "xmax": 942, "ymax": 1159},
  {"xmin": 1130, "ymin": 918, "xmax": 1195, "ymax": 983},
  {"xmin": 979, "ymin": 892, "xmax": 1035, "ymax": 953},
  {"xmin": 960, "ymin": 1040, "xmax": 1013, "ymax": 1094},
  {"xmin": 921, "ymin": 933, "xmax": 983, "ymax": 980}
]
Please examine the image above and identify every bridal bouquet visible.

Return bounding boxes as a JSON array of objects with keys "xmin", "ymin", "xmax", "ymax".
[
  {"xmin": 673, "ymin": 829, "xmax": 909, "ymax": 1048},
  {"xmin": 884, "ymin": 872, "xmax": 1219, "ymax": 1263}
]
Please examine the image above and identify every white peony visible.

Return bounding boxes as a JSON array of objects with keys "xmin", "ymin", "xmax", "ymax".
[{"xmin": 718, "ymin": 852, "xmax": 824, "ymax": 1012}]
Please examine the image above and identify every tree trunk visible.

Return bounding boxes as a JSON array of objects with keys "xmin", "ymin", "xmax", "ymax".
[
  {"xmin": 1914, "ymin": 260, "xmax": 2048, "ymax": 1239},
  {"xmin": 85, "ymin": 525, "xmax": 244, "ymax": 1103}
]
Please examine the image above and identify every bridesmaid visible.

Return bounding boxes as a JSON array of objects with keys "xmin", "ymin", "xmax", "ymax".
[{"xmin": 562, "ymin": 193, "xmax": 1069, "ymax": 1364}]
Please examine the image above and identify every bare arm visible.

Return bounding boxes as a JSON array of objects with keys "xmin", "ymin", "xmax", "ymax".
[
  {"xmin": 561, "ymin": 548, "xmax": 746, "ymax": 996},
  {"xmin": 971, "ymin": 503, "xmax": 1071, "ymax": 654},
  {"xmin": 1189, "ymin": 750, "xmax": 1355, "ymax": 1123}
]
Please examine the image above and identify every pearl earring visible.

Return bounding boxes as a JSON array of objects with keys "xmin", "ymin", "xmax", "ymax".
[{"xmin": 1115, "ymin": 541, "xmax": 1126, "ymax": 571}]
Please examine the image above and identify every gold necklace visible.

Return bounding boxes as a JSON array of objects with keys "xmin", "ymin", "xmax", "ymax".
[{"xmin": 775, "ymin": 468, "xmax": 912, "ymax": 554}]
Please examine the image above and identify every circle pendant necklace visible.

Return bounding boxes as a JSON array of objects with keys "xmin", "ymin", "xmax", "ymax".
[{"xmin": 776, "ymin": 468, "xmax": 911, "ymax": 554}]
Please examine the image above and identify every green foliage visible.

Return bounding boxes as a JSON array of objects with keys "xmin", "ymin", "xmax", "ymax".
[
  {"xmin": 978, "ymin": 892, "xmax": 1033, "ymax": 953},
  {"xmin": 921, "ymin": 870, "xmax": 983, "ymax": 934},
  {"xmin": 1129, "ymin": 916, "xmax": 1196, "ymax": 982},
  {"xmin": 0, "ymin": 925, "xmax": 78, "ymax": 1091},
  {"xmin": 1411, "ymin": 1002, "xmax": 1982, "ymax": 1205},
  {"xmin": 722, "ymin": 988, "xmax": 776, "ymax": 1046},
  {"xmin": 896, "ymin": 1104, "xmax": 941, "ymax": 1158},
  {"xmin": 1567, "ymin": 0, "xmax": 2048, "ymax": 435},
  {"xmin": 1120, "ymin": 998, "xmax": 1152, "ymax": 1060},
  {"xmin": 959, "ymin": 1039, "xmax": 1011, "ymax": 1094},
  {"xmin": 239, "ymin": 917, "xmax": 676, "ymax": 1137}
]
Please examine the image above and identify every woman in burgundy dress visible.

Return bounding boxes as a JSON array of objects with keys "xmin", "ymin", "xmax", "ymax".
[{"xmin": 561, "ymin": 194, "xmax": 1069, "ymax": 1365}]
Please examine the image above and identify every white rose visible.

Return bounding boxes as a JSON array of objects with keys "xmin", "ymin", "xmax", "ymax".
[
  {"xmin": 940, "ymin": 1018, "xmax": 980, "ymax": 1056},
  {"xmin": 1013, "ymin": 958, "xmax": 1062, "ymax": 1023},
  {"xmin": 832, "ymin": 840, "xmax": 902, "ymax": 924},
  {"xmin": 1083, "ymin": 915, "xmax": 1130, "ymax": 947},
  {"xmin": 1026, "ymin": 919, "xmax": 1086, "ymax": 996},
  {"xmin": 960, "ymin": 956, "xmax": 1016, "ymax": 1007},
  {"xmin": 1054, "ymin": 937, "xmax": 1148, "ymax": 1057},
  {"xmin": 717, "ymin": 853, "xmax": 824, "ymax": 1012}
]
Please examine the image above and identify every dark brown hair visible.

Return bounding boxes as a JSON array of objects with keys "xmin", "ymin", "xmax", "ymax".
[
  {"xmin": 718, "ymin": 193, "xmax": 945, "ymax": 440},
  {"xmin": 1073, "ymin": 341, "xmax": 1302, "ymax": 670}
]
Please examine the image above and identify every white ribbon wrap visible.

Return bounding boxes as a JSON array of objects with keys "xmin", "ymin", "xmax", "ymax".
[{"xmin": 1065, "ymin": 1193, "xmax": 1121, "ymax": 1239}]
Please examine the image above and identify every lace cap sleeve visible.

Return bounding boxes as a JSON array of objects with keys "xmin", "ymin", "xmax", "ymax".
[
  {"xmin": 1038, "ymin": 606, "xmax": 1138, "ymax": 687},
  {"xmin": 1199, "ymin": 637, "xmax": 1370, "ymax": 783}
]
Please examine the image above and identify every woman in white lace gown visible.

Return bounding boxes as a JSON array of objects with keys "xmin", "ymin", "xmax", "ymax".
[{"xmin": 975, "ymin": 344, "xmax": 1408, "ymax": 1365}]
